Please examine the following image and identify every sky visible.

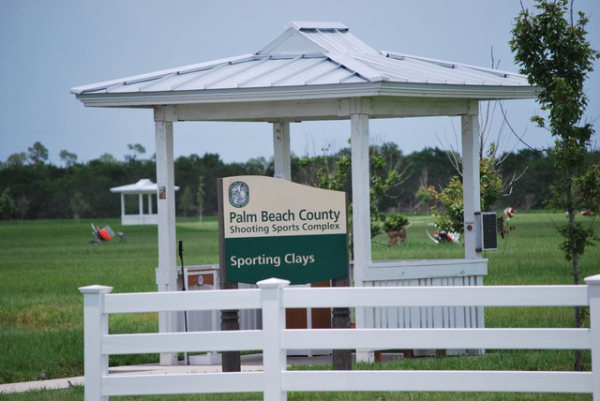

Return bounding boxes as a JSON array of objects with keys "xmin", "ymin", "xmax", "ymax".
[{"xmin": 0, "ymin": 0, "xmax": 599, "ymax": 165}]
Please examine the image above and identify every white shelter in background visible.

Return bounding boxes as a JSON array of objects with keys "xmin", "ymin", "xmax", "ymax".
[
  {"xmin": 72, "ymin": 21, "xmax": 537, "ymax": 365},
  {"xmin": 110, "ymin": 179, "xmax": 179, "ymax": 226}
]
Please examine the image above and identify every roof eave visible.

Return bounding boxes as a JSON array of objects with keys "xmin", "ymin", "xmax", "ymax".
[{"xmin": 75, "ymin": 82, "xmax": 539, "ymax": 108}]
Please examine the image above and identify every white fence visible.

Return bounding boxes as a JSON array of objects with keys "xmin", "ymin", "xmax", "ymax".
[{"xmin": 80, "ymin": 275, "xmax": 600, "ymax": 401}]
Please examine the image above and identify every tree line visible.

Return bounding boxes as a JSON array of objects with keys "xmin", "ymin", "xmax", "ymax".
[{"xmin": 2, "ymin": 141, "xmax": 597, "ymax": 221}]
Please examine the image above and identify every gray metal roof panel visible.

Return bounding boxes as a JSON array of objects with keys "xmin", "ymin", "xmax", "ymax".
[
  {"xmin": 299, "ymin": 29, "xmax": 378, "ymax": 55},
  {"xmin": 71, "ymin": 21, "xmax": 535, "ymax": 102}
]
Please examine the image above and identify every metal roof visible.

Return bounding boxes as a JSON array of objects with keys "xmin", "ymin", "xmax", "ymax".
[
  {"xmin": 110, "ymin": 179, "xmax": 179, "ymax": 194},
  {"xmin": 72, "ymin": 22, "xmax": 536, "ymax": 106}
]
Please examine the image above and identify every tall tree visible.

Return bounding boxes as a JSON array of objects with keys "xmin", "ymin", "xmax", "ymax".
[
  {"xmin": 27, "ymin": 142, "xmax": 49, "ymax": 165},
  {"xmin": 59, "ymin": 150, "xmax": 78, "ymax": 168},
  {"xmin": 6, "ymin": 152, "xmax": 28, "ymax": 167},
  {"xmin": 125, "ymin": 143, "xmax": 146, "ymax": 162},
  {"xmin": 510, "ymin": 0, "xmax": 600, "ymax": 371}
]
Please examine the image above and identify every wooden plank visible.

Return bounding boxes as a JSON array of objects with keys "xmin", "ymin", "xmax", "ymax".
[
  {"xmin": 104, "ymin": 289, "xmax": 261, "ymax": 314},
  {"xmin": 282, "ymin": 371, "xmax": 593, "ymax": 393},
  {"xmin": 282, "ymin": 285, "xmax": 588, "ymax": 308},
  {"xmin": 281, "ymin": 328, "xmax": 591, "ymax": 350},
  {"xmin": 103, "ymin": 372, "xmax": 263, "ymax": 396},
  {"xmin": 387, "ymin": 281, "xmax": 398, "ymax": 329},
  {"xmin": 103, "ymin": 331, "xmax": 262, "ymax": 355}
]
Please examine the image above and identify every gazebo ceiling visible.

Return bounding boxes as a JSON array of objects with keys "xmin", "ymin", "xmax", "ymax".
[{"xmin": 71, "ymin": 21, "xmax": 537, "ymax": 111}]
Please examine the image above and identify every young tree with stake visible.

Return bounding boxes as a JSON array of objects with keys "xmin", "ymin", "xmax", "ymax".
[{"xmin": 510, "ymin": 0, "xmax": 600, "ymax": 371}]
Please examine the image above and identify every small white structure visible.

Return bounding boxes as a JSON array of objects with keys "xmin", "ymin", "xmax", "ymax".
[{"xmin": 110, "ymin": 179, "xmax": 179, "ymax": 226}]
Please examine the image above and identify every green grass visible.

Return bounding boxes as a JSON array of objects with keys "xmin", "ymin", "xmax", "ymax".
[{"xmin": 0, "ymin": 213, "xmax": 599, "ymax": 400}]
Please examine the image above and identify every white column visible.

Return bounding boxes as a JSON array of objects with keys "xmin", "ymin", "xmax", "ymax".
[
  {"xmin": 273, "ymin": 122, "xmax": 291, "ymax": 180},
  {"xmin": 148, "ymin": 194, "xmax": 153, "ymax": 215},
  {"xmin": 79, "ymin": 285, "xmax": 112, "ymax": 401},
  {"xmin": 120, "ymin": 194, "xmax": 125, "ymax": 216},
  {"xmin": 138, "ymin": 193, "xmax": 143, "ymax": 216},
  {"xmin": 258, "ymin": 278, "xmax": 289, "ymax": 401},
  {"xmin": 155, "ymin": 112, "xmax": 178, "ymax": 366},
  {"xmin": 351, "ymin": 112, "xmax": 374, "ymax": 363},
  {"xmin": 461, "ymin": 101, "xmax": 482, "ymax": 260}
]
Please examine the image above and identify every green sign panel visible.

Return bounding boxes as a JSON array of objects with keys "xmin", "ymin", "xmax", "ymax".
[{"xmin": 220, "ymin": 176, "xmax": 348, "ymax": 285}]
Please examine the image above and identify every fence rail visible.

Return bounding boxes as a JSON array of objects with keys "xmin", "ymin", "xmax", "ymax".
[{"xmin": 80, "ymin": 275, "xmax": 600, "ymax": 401}]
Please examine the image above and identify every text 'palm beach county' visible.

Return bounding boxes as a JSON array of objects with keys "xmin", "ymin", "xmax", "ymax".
[{"xmin": 229, "ymin": 209, "xmax": 342, "ymax": 235}]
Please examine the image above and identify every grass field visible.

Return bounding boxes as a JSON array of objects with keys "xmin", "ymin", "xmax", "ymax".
[{"xmin": 0, "ymin": 212, "xmax": 599, "ymax": 400}]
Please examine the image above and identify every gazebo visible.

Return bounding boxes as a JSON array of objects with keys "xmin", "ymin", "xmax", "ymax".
[
  {"xmin": 72, "ymin": 21, "xmax": 536, "ymax": 365},
  {"xmin": 110, "ymin": 179, "xmax": 179, "ymax": 226}
]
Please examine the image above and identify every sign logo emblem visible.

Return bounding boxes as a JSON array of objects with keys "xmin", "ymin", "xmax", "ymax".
[{"xmin": 228, "ymin": 181, "xmax": 249, "ymax": 208}]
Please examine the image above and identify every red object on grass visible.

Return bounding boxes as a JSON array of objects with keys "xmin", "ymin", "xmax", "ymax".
[{"xmin": 98, "ymin": 229, "xmax": 111, "ymax": 241}]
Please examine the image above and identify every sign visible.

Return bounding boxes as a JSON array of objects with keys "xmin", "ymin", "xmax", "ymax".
[{"xmin": 219, "ymin": 176, "xmax": 348, "ymax": 285}]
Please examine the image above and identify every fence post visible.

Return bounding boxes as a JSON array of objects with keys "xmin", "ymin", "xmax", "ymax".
[
  {"xmin": 586, "ymin": 274, "xmax": 600, "ymax": 400},
  {"xmin": 257, "ymin": 278, "xmax": 290, "ymax": 401},
  {"xmin": 80, "ymin": 285, "xmax": 112, "ymax": 401}
]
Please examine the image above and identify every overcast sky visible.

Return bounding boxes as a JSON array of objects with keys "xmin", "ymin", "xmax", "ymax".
[{"xmin": 1, "ymin": 0, "xmax": 598, "ymax": 165}]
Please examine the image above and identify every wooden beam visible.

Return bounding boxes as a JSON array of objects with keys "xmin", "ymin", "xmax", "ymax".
[
  {"xmin": 167, "ymin": 97, "xmax": 469, "ymax": 122},
  {"xmin": 154, "ymin": 108, "xmax": 179, "ymax": 366},
  {"xmin": 371, "ymin": 97, "xmax": 469, "ymax": 118},
  {"xmin": 461, "ymin": 101, "xmax": 482, "ymax": 260},
  {"xmin": 273, "ymin": 122, "xmax": 291, "ymax": 180}
]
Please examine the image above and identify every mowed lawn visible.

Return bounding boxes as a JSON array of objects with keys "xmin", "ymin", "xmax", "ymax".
[{"xmin": 0, "ymin": 212, "xmax": 599, "ymax": 400}]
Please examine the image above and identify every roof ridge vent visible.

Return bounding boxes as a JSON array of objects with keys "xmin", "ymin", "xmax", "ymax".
[{"xmin": 285, "ymin": 21, "xmax": 349, "ymax": 32}]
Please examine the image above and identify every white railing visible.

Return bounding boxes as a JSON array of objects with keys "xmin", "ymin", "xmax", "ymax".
[{"xmin": 80, "ymin": 274, "xmax": 600, "ymax": 401}]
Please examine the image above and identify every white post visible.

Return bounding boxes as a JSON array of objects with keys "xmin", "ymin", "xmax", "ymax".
[
  {"xmin": 120, "ymin": 194, "xmax": 125, "ymax": 217},
  {"xmin": 351, "ymin": 111, "xmax": 374, "ymax": 363},
  {"xmin": 155, "ymin": 108, "xmax": 178, "ymax": 366},
  {"xmin": 258, "ymin": 278, "xmax": 289, "ymax": 401},
  {"xmin": 148, "ymin": 194, "xmax": 153, "ymax": 215},
  {"xmin": 79, "ymin": 285, "xmax": 112, "ymax": 401},
  {"xmin": 273, "ymin": 122, "xmax": 291, "ymax": 180},
  {"xmin": 138, "ymin": 193, "xmax": 143, "ymax": 216},
  {"xmin": 461, "ymin": 101, "xmax": 482, "ymax": 260},
  {"xmin": 585, "ymin": 274, "xmax": 600, "ymax": 400}
]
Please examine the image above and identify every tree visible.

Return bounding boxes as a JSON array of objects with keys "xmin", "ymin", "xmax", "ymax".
[
  {"xmin": 197, "ymin": 176, "xmax": 205, "ymax": 222},
  {"xmin": 298, "ymin": 143, "xmax": 405, "ymax": 243},
  {"xmin": 510, "ymin": 0, "xmax": 600, "ymax": 371},
  {"xmin": 59, "ymin": 150, "xmax": 78, "ymax": 167},
  {"xmin": 70, "ymin": 192, "xmax": 90, "ymax": 220},
  {"xmin": 426, "ymin": 146, "xmax": 505, "ymax": 235},
  {"xmin": 125, "ymin": 143, "xmax": 146, "ymax": 162},
  {"xmin": 28, "ymin": 142, "xmax": 49, "ymax": 165},
  {"xmin": 0, "ymin": 188, "xmax": 15, "ymax": 220},
  {"xmin": 98, "ymin": 153, "xmax": 118, "ymax": 164},
  {"xmin": 5, "ymin": 152, "xmax": 28, "ymax": 167},
  {"xmin": 15, "ymin": 196, "xmax": 30, "ymax": 220},
  {"xmin": 178, "ymin": 186, "xmax": 196, "ymax": 217}
]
